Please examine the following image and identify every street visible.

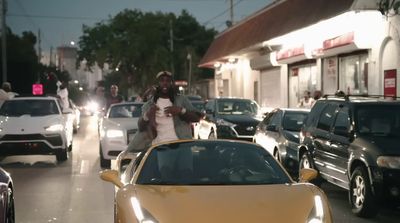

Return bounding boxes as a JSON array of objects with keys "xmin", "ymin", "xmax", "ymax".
[{"xmin": 0, "ymin": 115, "xmax": 399, "ymax": 223}]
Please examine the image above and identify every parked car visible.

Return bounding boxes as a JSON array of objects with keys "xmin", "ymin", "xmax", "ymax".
[
  {"xmin": 99, "ymin": 102, "xmax": 143, "ymax": 168},
  {"xmin": 253, "ymin": 108, "xmax": 309, "ymax": 174},
  {"xmin": 0, "ymin": 96, "xmax": 74, "ymax": 162},
  {"xmin": 0, "ymin": 167, "xmax": 15, "ymax": 223},
  {"xmin": 68, "ymin": 99, "xmax": 81, "ymax": 133},
  {"xmin": 197, "ymin": 98, "xmax": 261, "ymax": 141},
  {"xmin": 100, "ymin": 139, "xmax": 333, "ymax": 223},
  {"xmin": 298, "ymin": 94, "xmax": 400, "ymax": 217},
  {"xmin": 190, "ymin": 100, "xmax": 205, "ymax": 139}
]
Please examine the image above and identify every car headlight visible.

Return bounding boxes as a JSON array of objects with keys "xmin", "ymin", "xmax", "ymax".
[
  {"xmin": 307, "ymin": 195, "xmax": 325, "ymax": 223},
  {"xmin": 216, "ymin": 119, "xmax": 236, "ymax": 127},
  {"xmin": 131, "ymin": 197, "xmax": 158, "ymax": 223},
  {"xmin": 106, "ymin": 129, "xmax": 124, "ymax": 138},
  {"xmin": 377, "ymin": 156, "xmax": 400, "ymax": 169},
  {"xmin": 45, "ymin": 124, "xmax": 64, "ymax": 132}
]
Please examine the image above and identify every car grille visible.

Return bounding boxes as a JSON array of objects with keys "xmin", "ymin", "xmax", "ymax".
[
  {"xmin": 234, "ymin": 125, "xmax": 256, "ymax": 136},
  {"xmin": 0, "ymin": 134, "xmax": 63, "ymax": 146},
  {"xmin": 127, "ymin": 129, "xmax": 138, "ymax": 144}
]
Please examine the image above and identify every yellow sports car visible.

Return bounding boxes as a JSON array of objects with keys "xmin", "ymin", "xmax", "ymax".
[{"xmin": 101, "ymin": 139, "xmax": 332, "ymax": 223}]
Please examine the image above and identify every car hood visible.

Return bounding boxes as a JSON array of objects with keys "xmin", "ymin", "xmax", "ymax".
[
  {"xmin": 357, "ymin": 135, "xmax": 400, "ymax": 155},
  {"xmin": 0, "ymin": 115, "xmax": 62, "ymax": 133},
  {"xmin": 283, "ymin": 130, "xmax": 300, "ymax": 144},
  {"xmin": 117, "ymin": 183, "xmax": 331, "ymax": 223},
  {"xmin": 218, "ymin": 115, "xmax": 260, "ymax": 126},
  {"xmin": 103, "ymin": 118, "xmax": 139, "ymax": 130}
]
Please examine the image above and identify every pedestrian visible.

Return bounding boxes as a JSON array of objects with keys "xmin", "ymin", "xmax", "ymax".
[
  {"xmin": 2, "ymin": 82, "xmax": 18, "ymax": 98},
  {"xmin": 57, "ymin": 80, "xmax": 69, "ymax": 110},
  {"xmin": 298, "ymin": 90, "xmax": 315, "ymax": 109},
  {"xmin": 313, "ymin": 90, "xmax": 322, "ymax": 100},
  {"xmin": 105, "ymin": 84, "xmax": 124, "ymax": 110},
  {"xmin": 0, "ymin": 84, "xmax": 10, "ymax": 107}
]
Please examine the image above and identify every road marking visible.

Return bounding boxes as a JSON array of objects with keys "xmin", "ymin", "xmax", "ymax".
[{"xmin": 80, "ymin": 159, "xmax": 90, "ymax": 175}]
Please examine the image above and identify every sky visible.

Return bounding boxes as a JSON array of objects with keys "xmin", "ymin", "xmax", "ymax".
[{"xmin": 8, "ymin": 0, "xmax": 272, "ymax": 54}]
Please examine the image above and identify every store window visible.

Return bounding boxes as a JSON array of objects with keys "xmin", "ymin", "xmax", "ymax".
[
  {"xmin": 322, "ymin": 57, "xmax": 338, "ymax": 95},
  {"xmin": 288, "ymin": 63, "xmax": 317, "ymax": 108},
  {"xmin": 339, "ymin": 53, "xmax": 368, "ymax": 95}
]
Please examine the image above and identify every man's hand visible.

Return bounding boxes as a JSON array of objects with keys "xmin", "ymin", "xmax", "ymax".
[
  {"xmin": 146, "ymin": 105, "xmax": 158, "ymax": 120},
  {"xmin": 164, "ymin": 106, "xmax": 183, "ymax": 116}
]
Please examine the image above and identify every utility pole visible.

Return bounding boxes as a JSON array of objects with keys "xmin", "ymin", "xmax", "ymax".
[
  {"xmin": 1, "ymin": 0, "xmax": 7, "ymax": 83},
  {"xmin": 169, "ymin": 20, "xmax": 175, "ymax": 75},
  {"xmin": 187, "ymin": 53, "xmax": 192, "ymax": 94}
]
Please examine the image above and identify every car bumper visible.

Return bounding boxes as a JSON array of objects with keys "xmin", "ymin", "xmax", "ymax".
[
  {"xmin": 100, "ymin": 139, "xmax": 128, "ymax": 160},
  {"xmin": 217, "ymin": 126, "xmax": 254, "ymax": 142},
  {"xmin": 371, "ymin": 167, "xmax": 400, "ymax": 204}
]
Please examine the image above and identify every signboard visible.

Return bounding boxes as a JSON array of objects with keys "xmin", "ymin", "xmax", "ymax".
[
  {"xmin": 384, "ymin": 69, "xmax": 396, "ymax": 98},
  {"xmin": 174, "ymin": 80, "xmax": 188, "ymax": 86},
  {"xmin": 32, "ymin": 84, "xmax": 43, "ymax": 95}
]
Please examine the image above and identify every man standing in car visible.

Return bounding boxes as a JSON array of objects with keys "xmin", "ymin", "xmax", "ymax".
[{"xmin": 105, "ymin": 84, "xmax": 124, "ymax": 110}]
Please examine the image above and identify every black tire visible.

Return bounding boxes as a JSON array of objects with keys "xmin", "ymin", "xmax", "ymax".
[
  {"xmin": 208, "ymin": 129, "xmax": 216, "ymax": 139},
  {"xmin": 100, "ymin": 145, "xmax": 111, "ymax": 169},
  {"xmin": 349, "ymin": 166, "xmax": 379, "ymax": 218},
  {"xmin": 6, "ymin": 187, "xmax": 15, "ymax": 223},
  {"xmin": 68, "ymin": 141, "xmax": 73, "ymax": 152},
  {"xmin": 56, "ymin": 149, "xmax": 68, "ymax": 162}
]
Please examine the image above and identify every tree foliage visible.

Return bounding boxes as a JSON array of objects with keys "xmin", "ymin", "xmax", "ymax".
[
  {"xmin": 78, "ymin": 9, "xmax": 217, "ymax": 94},
  {"xmin": 0, "ymin": 29, "xmax": 39, "ymax": 93}
]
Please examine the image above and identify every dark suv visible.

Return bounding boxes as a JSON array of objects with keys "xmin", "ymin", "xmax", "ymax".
[{"xmin": 298, "ymin": 95, "xmax": 400, "ymax": 217}]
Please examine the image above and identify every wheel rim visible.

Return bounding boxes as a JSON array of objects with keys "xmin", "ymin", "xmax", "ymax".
[
  {"xmin": 352, "ymin": 175, "xmax": 365, "ymax": 209},
  {"xmin": 301, "ymin": 155, "xmax": 310, "ymax": 169}
]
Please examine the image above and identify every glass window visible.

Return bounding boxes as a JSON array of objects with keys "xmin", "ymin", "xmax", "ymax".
[
  {"xmin": 109, "ymin": 104, "xmax": 143, "ymax": 118},
  {"xmin": 216, "ymin": 99, "xmax": 258, "ymax": 115},
  {"xmin": 137, "ymin": 141, "xmax": 291, "ymax": 185},
  {"xmin": 269, "ymin": 111, "xmax": 282, "ymax": 127},
  {"xmin": 205, "ymin": 100, "xmax": 215, "ymax": 113},
  {"xmin": 339, "ymin": 53, "xmax": 368, "ymax": 95},
  {"xmin": 333, "ymin": 107, "xmax": 350, "ymax": 136},
  {"xmin": 0, "ymin": 100, "xmax": 60, "ymax": 117},
  {"xmin": 282, "ymin": 111, "xmax": 308, "ymax": 132},
  {"xmin": 317, "ymin": 104, "xmax": 338, "ymax": 131},
  {"xmin": 356, "ymin": 105, "xmax": 400, "ymax": 137}
]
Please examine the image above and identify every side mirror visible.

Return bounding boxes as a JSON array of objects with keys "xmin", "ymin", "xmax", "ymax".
[
  {"xmin": 99, "ymin": 169, "xmax": 123, "ymax": 188},
  {"xmin": 298, "ymin": 168, "xmax": 318, "ymax": 183}
]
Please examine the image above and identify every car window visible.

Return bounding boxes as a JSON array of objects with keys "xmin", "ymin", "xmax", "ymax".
[
  {"xmin": 316, "ymin": 104, "xmax": 338, "ymax": 131},
  {"xmin": 282, "ymin": 111, "xmax": 308, "ymax": 132},
  {"xmin": 108, "ymin": 104, "xmax": 143, "ymax": 118},
  {"xmin": 269, "ymin": 111, "xmax": 282, "ymax": 127},
  {"xmin": 305, "ymin": 101, "xmax": 326, "ymax": 127},
  {"xmin": 216, "ymin": 100, "xmax": 258, "ymax": 115},
  {"xmin": 332, "ymin": 107, "xmax": 350, "ymax": 136},
  {"xmin": 205, "ymin": 100, "xmax": 215, "ymax": 113},
  {"xmin": 0, "ymin": 99, "xmax": 60, "ymax": 117},
  {"xmin": 137, "ymin": 141, "xmax": 291, "ymax": 185},
  {"xmin": 191, "ymin": 101, "xmax": 205, "ymax": 111},
  {"xmin": 356, "ymin": 104, "xmax": 400, "ymax": 137}
]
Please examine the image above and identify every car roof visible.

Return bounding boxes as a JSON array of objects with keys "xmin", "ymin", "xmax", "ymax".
[
  {"xmin": 109, "ymin": 102, "xmax": 144, "ymax": 108},
  {"xmin": 8, "ymin": 96, "xmax": 58, "ymax": 101},
  {"xmin": 278, "ymin": 108, "xmax": 310, "ymax": 112}
]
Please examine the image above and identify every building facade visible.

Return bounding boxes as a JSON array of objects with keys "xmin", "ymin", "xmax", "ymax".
[{"xmin": 199, "ymin": 0, "xmax": 400, "ymax": 108}]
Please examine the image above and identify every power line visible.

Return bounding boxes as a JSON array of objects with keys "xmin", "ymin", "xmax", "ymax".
[{"xmin": 203, "ymin": 0, "xmax": 244, "ymax": 26}]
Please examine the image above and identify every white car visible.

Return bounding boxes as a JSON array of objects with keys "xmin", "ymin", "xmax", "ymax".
[
  {"xmin": 99, "ymin": 102, "xmax": 143, "ymax": 168},
  {"xmin": 68, "ymin": 99, "xmax": 81, "ymax": 133},
  {"xmin": 0, "ymin": 96, "xmax": 74, "ymax": 162}
]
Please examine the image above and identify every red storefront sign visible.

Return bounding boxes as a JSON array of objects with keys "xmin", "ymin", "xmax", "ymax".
[
  {"xmin": 384, "ymin": 69, "xmax": 396, "ymax": 97},
  {"xmin": 32, "ymin": 84, "xmax": 43, "ymax": 95},
  {"xmin": 276, "ymin": 46, "xmax": 305, "ymax": 61},
  {"xmin": 323, "ymin": 32, "xmax": 354, "ymax": 50}
]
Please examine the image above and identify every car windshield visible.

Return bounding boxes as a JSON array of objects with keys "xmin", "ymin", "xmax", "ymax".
[
  {"xmin": 216, "ymin": 100, "xmax": 258, "ymax": 115},
  {"xmin": 0, "ymin": 99, "xmax": 60, "ymax": 117},
  {"xmin": 108, "ymin": 104, "xmax": 143, "ymax": 118},
  {"xmin": 282, "ymin": 111, "xmax": 308, "ymax": 132},
  {"xmin": 356, "ymin": 104, "xmax": 400, "ymax": 137},
  {"xmin": 191, "ymin": 101, "xmax": 205, "ymax": 111},
  {"xmin": 137, "ymin": 141, "xmax": 291, "ymax": 185}
]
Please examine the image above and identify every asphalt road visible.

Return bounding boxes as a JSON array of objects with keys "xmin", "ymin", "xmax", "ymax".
[{"xmin": 0, "ymin": 115, "xmax": 399, "ymax": 223}]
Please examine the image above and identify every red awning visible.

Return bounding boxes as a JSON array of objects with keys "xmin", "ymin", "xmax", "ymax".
[{"xmin": 199, "ymin": 0, "xmax": 355, "ymax": 68}]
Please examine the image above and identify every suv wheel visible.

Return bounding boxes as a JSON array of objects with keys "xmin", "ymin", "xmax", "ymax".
[
  {"xmin": 349, "ymin": 166, "xmax": 378, "ymax": 218},
  {"xmin": 299, "ymin": 152, "xmax": 313, "ymax": 169},
  {"xmin": 56, "ymin": 149, "xmax": 68, "ymax": 162}
]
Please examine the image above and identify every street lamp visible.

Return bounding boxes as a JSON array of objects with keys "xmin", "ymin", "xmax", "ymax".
[{"xmin": 187, "ymin": 53, "xmax": 192, "ymax": 95}]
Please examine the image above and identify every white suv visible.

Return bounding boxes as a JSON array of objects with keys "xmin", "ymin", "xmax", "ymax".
[{"xmin": 0, "ymin": 96, "xmax": 74, "ymax": 162}]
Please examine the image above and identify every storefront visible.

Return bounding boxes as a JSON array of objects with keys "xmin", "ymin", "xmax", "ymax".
[{"xmin": 288, "ymin": 61, "xmax": 317, "ymax": 107}]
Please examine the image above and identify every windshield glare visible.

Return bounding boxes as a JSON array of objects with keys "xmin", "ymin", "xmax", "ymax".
[
  {"xmin": 0, "ymin": 100, "xmax": 60, "ymax": 117},
  {"xmin": 216, "ymin": 100, "xmax": 258, "ymax": 115},
  {"xmin": 356, "ymin": 105, "xmax": 400, "ymax": 137},
  {"xmin": 137, "ymin": 141, "xmax": 290, "ymax": 185}
]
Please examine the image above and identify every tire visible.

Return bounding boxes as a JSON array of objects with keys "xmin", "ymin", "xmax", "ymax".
[
  {"xmin": 208, "ymin": 130, "xmax": 216, "ymax": 139},
  {"xmin": 68, "ymin": 141, "xmax": 73, "ymax": 152},
  {"xmin": 56, "ymin": 149, "xmax": 68, "ymax": 162},
  {"xmin": 349, "ymin": 166, "xmax": 378, "ymax": 218},
  {"xmin": 100, "ymin": 145, "xmax": 111, "ymax": 169},
  {"xmin": 299, "ymin": 152, "xmax": 323, "ymax": 186},
  {"xmin": 6, "ymin": 187, "xmax": 15, "ymax": 223}
]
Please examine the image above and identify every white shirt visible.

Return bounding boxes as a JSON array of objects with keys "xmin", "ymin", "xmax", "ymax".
[
  {"xmin": 152, "ymin": 98, "xmax": 178, "ymax": 145},
  {"xmin": 57, "ymin": 88, "xmax": 69, "ymax": 109}
]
